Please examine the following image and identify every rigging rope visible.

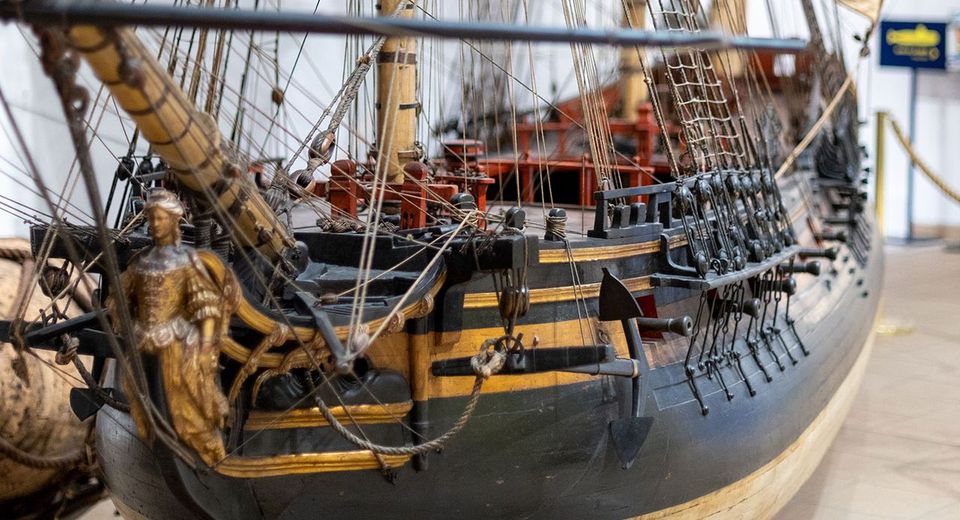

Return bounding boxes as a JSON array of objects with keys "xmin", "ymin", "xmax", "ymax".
[
  {"xmin": 544, "ymin": 211, "xmax": 567, "ymax": 240},
  {"xmin": 774, "ymin": 74, "xmax": 854, "ymax": 179},
  {"xmin": 72, "ymin": 357, "xmax": 131, "ymax": 413},
  {"xmin": 295, "ymin": 339, "xmax": 505, "ymax": 457},
  {"xmin": 307, "ymin": 377, "xmax": 484, "ymax": 457},
  {"xmin": 300, "ymin": 1, "xmax": 414, "ymax": 167},
  {"xmin": 130, "ymin": 30, "xmax": 482, "ymax": 457}
]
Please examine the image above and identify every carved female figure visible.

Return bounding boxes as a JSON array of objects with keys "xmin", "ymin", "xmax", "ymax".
[{"xmin": 114, "ymin": 188, "xmax": 238, "ymax": 466}]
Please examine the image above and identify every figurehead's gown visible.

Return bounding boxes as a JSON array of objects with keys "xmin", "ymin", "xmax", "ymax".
[{"xmin": 112, "ymin": 244, "xmax": 238, "ymax": 465}]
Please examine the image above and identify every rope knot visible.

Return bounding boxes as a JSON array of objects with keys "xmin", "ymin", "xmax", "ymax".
[
  {"xmin": 544, "ymin": 208, "xmax": 567, "ymax": 241},
  {"xmin": 55, "ymin": 334, "xmax": 79, "ymax": 365},
  {"xmin": 40, "ymin": 263, "xmax": 71, "ymax": 299},
  {"xmin": 470, "ymin": 338, "xmax": 506, "ymax": 380}
]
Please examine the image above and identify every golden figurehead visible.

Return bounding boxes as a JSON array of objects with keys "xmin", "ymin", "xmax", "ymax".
[{"xmin": 113, "ymin": 188, "xmax": 240, "ymax": 466}]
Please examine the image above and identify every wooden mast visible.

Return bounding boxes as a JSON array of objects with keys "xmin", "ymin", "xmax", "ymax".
[
  {"xmin": 376, "ymin": 0, "xmax": 419, "ymax": 184},
  {"xmin": 64, "ymin": 26, "xmax": 293, "ymax": 261},
  {"xmin": 620, "ymin": 0, "xmax": 648, "ymax": 123},
  {"xmin": 710, "ymin": 0, "xmax": 748, "ymax": 78}
]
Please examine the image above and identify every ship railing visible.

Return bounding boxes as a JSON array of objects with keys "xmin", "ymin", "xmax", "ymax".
[
  {"xmin": 589, "ymin": 169, "xmax": 802, "ymax": 291},
  {"xmin": 588, "ymin": 182, "xmax": 676, "ymax": 239}
]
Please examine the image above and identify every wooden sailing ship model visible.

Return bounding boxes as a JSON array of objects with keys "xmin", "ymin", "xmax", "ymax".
[{"xmin": 0, "ymin": 0, "xmax": 883, "ymax": 518}]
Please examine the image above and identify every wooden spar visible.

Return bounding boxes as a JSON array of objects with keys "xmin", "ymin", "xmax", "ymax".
[
  {"xmin": 709, "ymin": 0, "xmax": 747, "ymax": 77},
  {"xmin": 376, "ymin": 1, "xmax": 419, "ymax": 184},
  {"xmin": 838, "ymin": 0, "xmax": 883, "ymax": 22},
  {"xmin": 65, "ymin": 26, "xmax": 293, "ymax": 261},
  {"xmin": 620, "ymin": 0, "xmax": 648, "ymax": 123}
]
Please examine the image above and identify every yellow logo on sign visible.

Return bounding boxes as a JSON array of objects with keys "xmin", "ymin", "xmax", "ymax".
[{"xmin": 886, "ymin": 24, "xmax": 941, "ymax": 47}]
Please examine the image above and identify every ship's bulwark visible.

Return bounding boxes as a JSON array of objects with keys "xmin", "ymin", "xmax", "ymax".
[{"xmin": 94, "ymin": 218, "xmax": 882, "ymax": 519}]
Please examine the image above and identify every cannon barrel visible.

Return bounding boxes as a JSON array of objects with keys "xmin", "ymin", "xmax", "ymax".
[
  {"xmin": 635, "ymin": 316, "xmax": 693, "ymax": 337},
  {"xmin": 741, "ymin": 298, "xmax": 762, "ymax": 318},
  {"xmin": 798, "ymin": 246, "xmax": 838, "ymax": 261},
  {"xmin": 769, "ymin": 278, "xmax": 797, "ymax": 296},
  {"xmin": 781, "ymin": 260, "xmax": 821, "ymax": 276},
  {"xmin": 711, "ymin": 298, "xmax": 762, "ymax": 319},
  {"xmin": 816, "ymin": 230, "xmax": 848, "ymax": 243}
]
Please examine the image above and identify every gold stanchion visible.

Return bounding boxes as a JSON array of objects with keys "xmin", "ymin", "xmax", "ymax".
[{"xmin": 874, "ymin": 111, "xmax": 887, "ymax": 237}]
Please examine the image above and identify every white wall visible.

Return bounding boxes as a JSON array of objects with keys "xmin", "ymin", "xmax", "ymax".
[
  {"xmin": 860, "ymin": 0, "xmax": 960, "ymax": 238},
  {"xmin": 1, "ymin": 0, "xmax": 958, "ymax": 240},
  {"xmin": 745, "ymin": 0, "xmax": 960, "ymax": 239},
  {"xmin": 0, "ymin": 25, "xmax": 127, "ymax": 239},
  {"xmin": 0, "ymin": 24, "xmax": 46, "ymax": 238}
]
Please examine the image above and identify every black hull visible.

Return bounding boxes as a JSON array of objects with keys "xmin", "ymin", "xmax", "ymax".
[{"xmin": 95, "ymin": 208, "xmax": 883, "ymax": 519}]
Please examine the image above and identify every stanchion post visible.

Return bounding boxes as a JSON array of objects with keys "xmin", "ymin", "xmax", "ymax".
[
  {"xmin": 875, "ymin": 111, "xmax": 887, "ymax": 238},
  {"xmin": 906, "ymin": 68, "xmax": 918, "ymax": 241}
]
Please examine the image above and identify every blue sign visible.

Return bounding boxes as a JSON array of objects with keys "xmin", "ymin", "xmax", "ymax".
[{"xmin": 879, "ymin": 21, "xmax": 947, "ymax": 70}]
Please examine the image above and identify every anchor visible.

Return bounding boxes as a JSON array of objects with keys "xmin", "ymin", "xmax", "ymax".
[{"xmin": 599, "ymin": 268, "xmax": 692, "ymax": 469}]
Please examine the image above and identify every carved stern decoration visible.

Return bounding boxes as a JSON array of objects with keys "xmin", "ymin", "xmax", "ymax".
[{"xmin": 111, "ymin": 189, "xmax": 240, "ymax": 466}]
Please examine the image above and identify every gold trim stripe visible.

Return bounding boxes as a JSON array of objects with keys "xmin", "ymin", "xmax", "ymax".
[
  {"xmin": 244, "ymin": 402, "xmax": 414, "ymax": 431},
  {"xmin": 463, "ymin": 275, "xmax": 651, "ymax": 309},
  {"xmin": 539, "ymin": 241, "xmax": 657, "ymax": 264},
  {"xmin": 215, "ymin": 451, "xmax": 412, "ymax": 478},
  {"xmin": 538, "ymin": 234, "xmax": 685, "ymax": 264}
]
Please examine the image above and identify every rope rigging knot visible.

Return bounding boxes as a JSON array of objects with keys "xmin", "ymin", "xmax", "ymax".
[
  {"xmin": 55, "ymin": 334, "xmax": 79, "ymax": 366},
  {"xmin": 470, "ymin": 337, "xmax": 508, "ymax": 380},
  {"xmin": 40, "ymin": 261, "xmax": 71, "ymax": 299},
  {"xmin": 544, "ymin": 208, "xmax": 567, "ymax": 241},
  {"xmin": 309, "ymin": 130, "xmax": 337, "ymax": 165}
]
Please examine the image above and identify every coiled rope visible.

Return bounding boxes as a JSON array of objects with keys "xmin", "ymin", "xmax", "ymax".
[
  {"xmin": 545, "ymin": 211, "xmax": 567, "ymax": 240},
  {"xmin": 886, "ymin": 116, "xmax": 960, "ymax": 204},
  {"xmin": 0, "ymin": 243, "xmax": 32, "ymax": 263},
  {"xmin": 0, "ymin": 434, "xmax": 85, "ymax": 470},
  {"xmin": 0, "ymin": 242, "xmax": 87, "ymax": 469}
]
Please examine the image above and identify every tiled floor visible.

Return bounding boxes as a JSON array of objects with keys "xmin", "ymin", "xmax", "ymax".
[
  {"xmin": 777, "ymin": 244, "xmax": 960, "ymax": 520},
  {"xmin": 77, "ymin": 244, "xmax": 960, "ymax": 519}
]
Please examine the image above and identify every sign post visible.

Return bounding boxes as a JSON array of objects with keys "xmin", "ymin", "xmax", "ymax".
[{"xmin": 879, "ymin": 20, "xmax": 947, "ymax": 241}]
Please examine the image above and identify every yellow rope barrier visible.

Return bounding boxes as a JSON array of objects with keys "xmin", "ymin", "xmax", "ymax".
[{"xmin": 885, "ymin": 116, "xmax": 960, "ymax": 204}]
